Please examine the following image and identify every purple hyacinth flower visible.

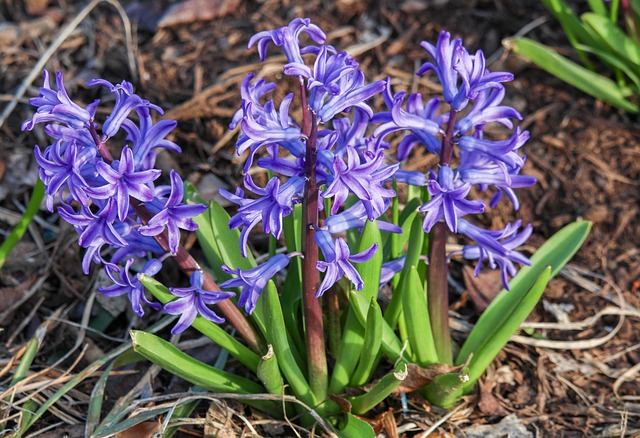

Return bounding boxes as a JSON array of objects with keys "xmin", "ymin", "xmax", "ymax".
[
  {"xmin": 121, "ymin": 108, "xmax": 181, "ymax": 169},
  {"xmin": 139, "ymin": 170, "xmax": 207, "ymax": 254},
  {"xmin": 220, "ymin": 253, "xmax": 291, "ymax": 314},
  {"xmin": 21, "ymin": 71, "xmax": 97, "ymax": 131},
  {"xmin": 457, "ymin": 129, "xmax": 527, "ymax": 170},
  {"xmin": 110, "ymin": 228, "xmax": 165, "ymax": 265},
  {"xmin": 315, "ymin": 231, "xmax": 378, "ymax": 296},
  {"xmin": 33, "ymin": 140, "xmax": 96, "ymax": 210},
  {"xmin": 417, "ymin": 31, "xmax": 461, "ymax": 106},
  {"xmin": 419, "ymin": 166, "xmax": 485, "ymax": 233},
  {"xmin": 87, "ymin": 146, "xmax": 161, "ymax": 221},
  {"xmin": 100, "ymin": 258, "xmax": 163, "ymax": 317},
  {"xmin": 373, "ymin": 91, "xmax": 442, "ymax": 157},
  {"xmin": 453, "ymin": 47, "xmax": 513, "ymax": 109},
  {"xmin": 322, "ymin": 147, "xmax": 397, "ymax": 219},
  {"xmin": 455, "ymin": 87, "xmax": 522, "ymax": 134},
  {"xmin": 165, "ymin": 270, "xmax": 235, "ymax": 334},
  {"xmin": 461, "ymin": 220, "xmax": 533, "ymax": 290},
  {"xmin": 238, "ymin": 96, "xmax": 306, "ymax": 166},
  {"xmin": 380, "ymin": 256, "xmax": 406, "ymax": 286},
  {"xmin": 248, "ymin": 17, "xmax": 326, "ymax": 65},
  {"xmin": 230, "ymin": 74, "xmax": 278, "ymax": 129},
  {"xmin": 88, "ymin": 79, "xmax": 162, "ymax": 138},
  {"xmin": 58, "ymin": 198, "xmax": 128, "ymax": 249},
  {"xmin": 220, "ymin": 175, "xmax": 305, "ymax": 258},
  {"xmin": 323, "ymin": 200, "xmax": 402, "ymax": 234}
]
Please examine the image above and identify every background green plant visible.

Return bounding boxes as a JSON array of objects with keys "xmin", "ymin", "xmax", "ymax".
[{"xmin": 509, "ymin": 0, "xmax": 640, "ymax": 113}]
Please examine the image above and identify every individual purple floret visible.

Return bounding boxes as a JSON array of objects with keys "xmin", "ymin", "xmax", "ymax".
[
  {"xmin": 165, "ymin": 270, "xmax": 235, "ymax": 334},
  {"xmin": 315, "ymin": 231, "xmax": 377, "ymax": 296},
  {"xmin": 322, "ymin": 147, "xmax": 397, "ymax": 219},
  {"xmin": 87, "ymin": 146, "xmax": 161, "ymax": 221},
  {"xmin": 220, "ymin": 175, "xmax": 305, "ymax": 257},
  {"xmin": 100, "ymin": 258, "xmax": 163, "ymax": 317},
  {"xmin": 419, "ymin": 166, "xmax": 484, "ymax": 233},
  {"xmin": 220, "ymin": 254, "xmax": 292, "ymax": 314},
  {"xmin": 248, "ymin": 17, "xmax": 327, "ymax": 65},
  {"xmin": 140, "ymin": 170, "xmax": 207, "ymax": 255},
  {"xmin": 21, "ymin": 70, "xmax": 97, "ymax": 132},
  {"xmin": 460, "ymin": 220, "xmax": 533, "ymax": 289}
]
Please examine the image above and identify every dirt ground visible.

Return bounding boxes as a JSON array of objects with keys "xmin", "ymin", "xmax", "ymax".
[{"xmin": 0, "ymin": 0, "xmax": 639, "ymax": 436}]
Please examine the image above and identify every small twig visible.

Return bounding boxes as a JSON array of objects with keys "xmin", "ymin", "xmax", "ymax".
[{"xmin": 417, "ymin": 404, "xmax": 465, "ymax": 437}]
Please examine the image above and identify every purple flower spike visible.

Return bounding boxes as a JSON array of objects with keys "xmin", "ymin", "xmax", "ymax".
[
  {"xmin": 100, "ymin": 258, "xmax": 163, "ymax": 317},
  {"xmin": 315, "ymin": 231, "xmax": 378, "ymax": 296},
  {"xmin": 165, "ymin": 270, "xmax": 235, "ymax": 334},
  {"xmin": 248, "ymin": 18, "xmax": 326, "ymax": 65},
  {"xmin": 220, "ymin": 254, "xmax": 291, "ymax": 314},
  {"xmin": 139, "ymin": 170, "xmax": 207, "ymax": 254}
]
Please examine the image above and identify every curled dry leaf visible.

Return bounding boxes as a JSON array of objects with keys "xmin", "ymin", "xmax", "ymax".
[
  {"xmin": 158, "ymin": 0, "xmax": 242, "ymax": 28},
  {"xmin": 395, "ymin": 363, "xmax": 459, "ymax": 394},
  {"xmin": 462, "ymin": 265, "xmax": 503, "ymax": 312}
]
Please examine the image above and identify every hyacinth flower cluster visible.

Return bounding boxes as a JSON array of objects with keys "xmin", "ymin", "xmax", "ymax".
[
  {"xmin": 20, "ymin": 18, "xmax": 591, "ymax": 433},
  {"xmin": 21, "ymin": 71, "xmax": 260, "ymax": 339},
  {"xmin": 218, "ymin": 17, "xmax": 401, "ymax": 397},
  {"xmin": 372, "ymin": 31, "xmax": 537, "ymax": 362}
]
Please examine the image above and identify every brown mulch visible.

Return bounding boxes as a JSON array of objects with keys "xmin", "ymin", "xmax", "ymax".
[{"xmin": 1, "ymin": 0, "xmax": 639, "ymax": 436}]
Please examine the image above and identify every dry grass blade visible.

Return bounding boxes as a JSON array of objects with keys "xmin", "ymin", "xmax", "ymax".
[
  {"xmin": 613, "ymin": 361, "xmax": 640, "ymax": 398},
  {"xmin": 0, "ymin": 0, "xmax": 136, "ymax": 129}
]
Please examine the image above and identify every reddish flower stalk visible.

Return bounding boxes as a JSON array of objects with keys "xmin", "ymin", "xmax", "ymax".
[
  {"xmin": 427, "ymin": 108, "xmax": 458, "ymax": 364},
  {"xmin": 300, "ymin": 97, "xmax": 328, "ymax": 400},
  {"xmin": 91, "ymin": 126, "xmax": 263, "ymax": 353}
]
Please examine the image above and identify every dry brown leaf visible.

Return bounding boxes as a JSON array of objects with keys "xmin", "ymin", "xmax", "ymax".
[
  {"xmin": 462, "ymin": 265, "xmax": 503, "ymax": 312},
  {"xmin": 329, "ymin": 393, "xmax": 353, "ymax": 413},
  {"xmin": 25, "ymin": 0, "xmax": 49, "ymax": 16},
  {"xmin": 477, "ymin": 381, "xmax": 509, "ymax": 416},
  {"xmin": 158, "ymin": 0, "xmax": 241, "ymax": 28},
  {"xmin": 395, "ymin": 363, "xmax": 458, "ymax": 394},
  {"xmin": 116, "ymin": 421, "xmax": 160, "ymax": 438},
  {"xmin": 378, "ymin": 409, "xmax": 399, "ymax": 438}
]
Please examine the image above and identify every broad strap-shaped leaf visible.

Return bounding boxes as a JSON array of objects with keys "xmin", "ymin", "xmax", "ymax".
[
  {"xmin": 139, "ymin": 275, "xmax": 261, "ymax": 373},
  {"xmin": 402, "ymin": 266, "xmax": 438, "ymax": 367},
  {"xmin": 457, "ymin": 221, "xmax": 591, "ymax": 392},
  {"xmin": 582, "ymin": 12, "xmax": 640, "ymax": 67},
  {"xmin": 350, "ymin": 298, "xmax": 383, "ymax": 386},
  {"xmin": 460, "ymin": 267, "xmax": 551, "ymax": 393},
  {"xmin": 347, "ymin": 364, "xmax": 407, "ymax": 415},
  {"xmin": 332, "ymin": 412, "xmax": 376, "ymax": 438},
  {"xmin": 508, "ymin": 37, "xmax": 639, "ymax": 113}
]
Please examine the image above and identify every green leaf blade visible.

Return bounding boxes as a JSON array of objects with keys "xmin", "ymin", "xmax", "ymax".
[{"xmin": 509, "ymin": 37, "xmax": 639, "ymax": 112}]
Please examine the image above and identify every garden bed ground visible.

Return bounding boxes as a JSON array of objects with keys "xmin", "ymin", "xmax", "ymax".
[{"xmin": 0, "ymin": 0, "xmax": 639, "ymax": 436}]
